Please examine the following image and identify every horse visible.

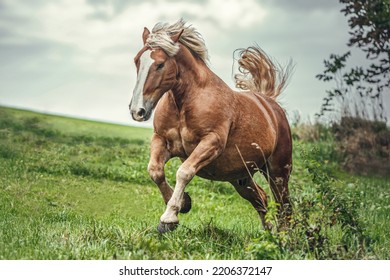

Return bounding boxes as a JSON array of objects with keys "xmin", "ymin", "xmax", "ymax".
[{"xmin": 129, "ymin": 19, "xmax": 293, "ymax": 233}]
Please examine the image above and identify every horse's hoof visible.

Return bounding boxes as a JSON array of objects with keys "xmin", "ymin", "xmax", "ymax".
[
  {"xmin": 180, "ymin": 192, "xmax": 192, "ymax": 214},
  {"xmin": 157, "ymin": 221, "xmax": 178, "ymax": 234}
]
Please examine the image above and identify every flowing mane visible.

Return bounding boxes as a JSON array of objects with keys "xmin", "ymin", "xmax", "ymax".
[
  {"xmin": 147, "ymin": 20, "xmax": 293, "ymax": 100},
  {"xmin": 146, "ymin": 19, "xmax": 209, "ymax": 63}
]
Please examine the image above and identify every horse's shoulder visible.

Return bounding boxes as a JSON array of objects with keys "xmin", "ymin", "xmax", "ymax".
[{"xmin": 154, "ymin": 91, "xmax": 179, "ymax": 117}]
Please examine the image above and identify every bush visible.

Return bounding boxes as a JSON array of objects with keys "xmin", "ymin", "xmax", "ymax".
[
  {"xmin": 277, "ymin": 147, "xmax": 370, "ymax": 259},
  {"xmin": 332, "ymin": 117, "xmax": 390, "ymax": 177}
]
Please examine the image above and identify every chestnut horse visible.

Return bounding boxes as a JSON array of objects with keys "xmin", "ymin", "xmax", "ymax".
[{"xmin": 129, "ymin": 20, "xmax": 293, "ymax": 233}]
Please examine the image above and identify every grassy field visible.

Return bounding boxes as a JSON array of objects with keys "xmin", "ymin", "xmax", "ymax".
[{"xmin": 0, "ymin": 106, "xmax": 389, "ymax": 259}]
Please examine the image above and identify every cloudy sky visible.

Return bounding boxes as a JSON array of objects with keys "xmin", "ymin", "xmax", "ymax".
[{"xmin": 0, "ymin": 0, "xmax": 387, "ymax": 127}]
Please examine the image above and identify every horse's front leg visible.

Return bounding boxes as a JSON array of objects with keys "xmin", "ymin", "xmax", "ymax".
[
  {"xmin": 158, "ymin": 133, "xmax": 224, "ymax": 233},
  {"xmin": 148, "ymin": 133, "xmax": 192, "ymax": 212}
]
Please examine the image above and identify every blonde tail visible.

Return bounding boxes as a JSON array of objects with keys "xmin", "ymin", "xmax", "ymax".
[{"xmin": 234, "ymin": 46, "xmax": 294, "ymax": 99}]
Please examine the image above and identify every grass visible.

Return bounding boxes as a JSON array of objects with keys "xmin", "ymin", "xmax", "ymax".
[{"xmin": 0, "ymin": 106, "xmax": 389, "ymax": 259}]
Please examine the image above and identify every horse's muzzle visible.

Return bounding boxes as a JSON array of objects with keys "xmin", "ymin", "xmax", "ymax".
[
  {"xmin": 129, "ymin": 104, "xmax": 151, "ymax": 122},
  {"xmin": 130, "ymin": 108, "xmax": 145, "ymax": 122}
]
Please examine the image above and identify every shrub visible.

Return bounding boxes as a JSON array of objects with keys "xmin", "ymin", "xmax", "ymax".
[
  {"xmin": 276, "ymin": 147, "xmax": 370, "ymax": 259},
  {"xmin": 332, "ymin": 117, "xmax": 390, "ymax": 177}
]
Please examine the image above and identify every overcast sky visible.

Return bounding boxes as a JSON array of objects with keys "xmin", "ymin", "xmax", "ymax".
[{"xmin": 0, "ymin": 0, "xmax": 388, "ymax": 127}]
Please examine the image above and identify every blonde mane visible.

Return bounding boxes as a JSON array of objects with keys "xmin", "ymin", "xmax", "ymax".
[
  {"xmin": 146, "ymin": 20, "xmax": 293, "ymax": 100},
  {"xmin": 146, "ymin": 19, "xmax": 209, "ymax": 63}
]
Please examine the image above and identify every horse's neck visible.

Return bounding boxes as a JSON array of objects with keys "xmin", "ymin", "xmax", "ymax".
[{"xmin": 172, "ymin": 47, "xmax": 229, "ymax": 110}]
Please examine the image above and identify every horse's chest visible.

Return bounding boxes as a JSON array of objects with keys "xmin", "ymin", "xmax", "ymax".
[
  {"xmin": 164, "ymin": 126, "xmax": 198, "ymax": 157},
  {"xmin": 180, "ymin": 127, "xmax": 199, "ymax": 155}
]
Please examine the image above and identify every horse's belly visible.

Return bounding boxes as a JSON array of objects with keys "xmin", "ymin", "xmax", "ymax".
[
  {"xmin": 178, "ymin": 118, "xmax": 276, "ymax": 181},
  {"xmin": 196, "ymin": 142, "xmax": 269, "ymax": 181}
]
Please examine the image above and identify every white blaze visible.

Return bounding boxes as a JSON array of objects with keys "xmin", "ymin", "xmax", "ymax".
[{"xmin": 131, "ymin": 50, "xmax": 153, "ymax": 111}]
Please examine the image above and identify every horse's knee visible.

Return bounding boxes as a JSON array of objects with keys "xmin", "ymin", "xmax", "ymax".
[
  {"xmin": 234, "ymin": 180, "xmax": 268, "ymax": 213},
  {"xmin": 254, "ymin": 187, "xmax": 268, "ymax": 214},
  {"xmin": 147, "ymin": 162, "xmax": 165, "ymax": 185},
  {"xmin": 176, "ymin": 165, "xmax": 195, "ymax": 184}
]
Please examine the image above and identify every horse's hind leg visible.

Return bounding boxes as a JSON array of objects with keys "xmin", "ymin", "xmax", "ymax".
[
  {"xmin": 230, "ymin": 178, "xmax": 272, "ymax": 230},
  {"xmin": 264, "ymin": 152, "xmax": 292, "ymax": 229},
  {"xmin": 148, "ymin": 133, "xmax": 191, "ymax": 213}
]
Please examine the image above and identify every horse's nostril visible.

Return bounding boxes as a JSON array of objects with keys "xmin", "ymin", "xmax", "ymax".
[{"xmin": 137, "ymin": 108, "xmax": 146, "ymax": 118}]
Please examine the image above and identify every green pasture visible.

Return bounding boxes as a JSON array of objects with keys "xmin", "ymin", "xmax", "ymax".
[{"xmin": 0, "ymin": 106, "xmax": 389, "ymax": 259}]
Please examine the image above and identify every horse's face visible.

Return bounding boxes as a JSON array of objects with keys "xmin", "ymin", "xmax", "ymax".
[{"xmin": 129, "ymin": 31, "xmax": 180, "ymax": 122}]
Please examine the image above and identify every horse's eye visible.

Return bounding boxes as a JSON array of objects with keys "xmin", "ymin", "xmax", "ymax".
[{"xmin": 156, "ymin": 63, "xmax": 164, "ymax": 70}]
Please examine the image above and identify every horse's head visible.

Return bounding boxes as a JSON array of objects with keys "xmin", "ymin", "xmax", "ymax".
[{"xmin": 129, "ymin": 27, "xmax": 183, "ymax": 122}]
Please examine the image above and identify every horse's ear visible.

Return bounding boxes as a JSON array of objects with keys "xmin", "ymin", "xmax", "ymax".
[
  {"xmin": 171, "ymin": 29, "xmax": 184, "ymax": 43},
  {"xmin": 142, "ymin": 27, "xmax": 150, "ymax": 45}
]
